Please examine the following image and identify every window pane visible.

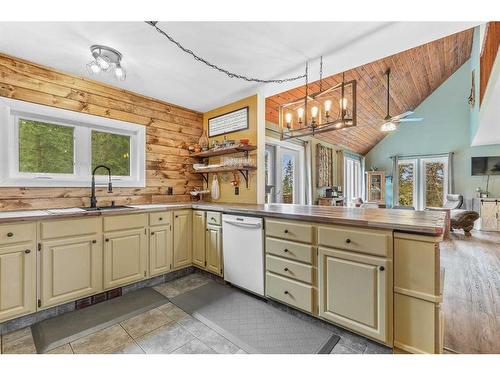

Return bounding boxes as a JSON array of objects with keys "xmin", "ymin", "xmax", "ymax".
[
  {"xmin": 18, "ymin": 119, "xmax": 74, "ymax": 174},
  {"xmin": 398, "ymin": 162, "xmax": 414, "ymax": 206},
  {"xmin": 425, "ymin": 162, "xmax": 445, "ymax": 208},
  {"xmin": 92, "ymin": 131, "xmax": 130, "ymax": 176},
  {"xmin": 281, "ymin": 154, "xmax": 295, "ymax": 204}
]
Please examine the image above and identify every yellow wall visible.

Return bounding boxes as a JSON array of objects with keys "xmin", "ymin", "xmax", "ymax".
[{"xmin": 202, "ymin": 95, "xmax": 258, "ymax": 203}]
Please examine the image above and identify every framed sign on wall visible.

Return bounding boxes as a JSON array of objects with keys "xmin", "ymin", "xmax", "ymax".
[{"xmin": 208, "ymin": 106, "xmax": 249, "ymax": 137}]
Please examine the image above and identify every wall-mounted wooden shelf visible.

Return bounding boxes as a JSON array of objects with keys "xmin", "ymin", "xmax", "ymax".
[
  {"xmin": 193, "ymin": 165, "xmax": 257, "ymax": 188},
  {"xmin": 192, "ymin": 144, "xmax": 257, "ymax": 158}
]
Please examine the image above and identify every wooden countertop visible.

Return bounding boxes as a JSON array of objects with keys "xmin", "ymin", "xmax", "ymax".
[{"xmin": 0, "ymin": 203, "xmax": 446, "ymax": 236}]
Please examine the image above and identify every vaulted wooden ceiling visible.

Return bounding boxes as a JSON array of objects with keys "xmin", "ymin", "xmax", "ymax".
[{"xmin": 265, "ymin": 29, "xmax": 474, "ymax": 155}]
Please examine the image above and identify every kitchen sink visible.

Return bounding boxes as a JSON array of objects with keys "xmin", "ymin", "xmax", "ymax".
[{"xmin": 82, "ymin": 205, "xmax": 133, "ymax": 211}]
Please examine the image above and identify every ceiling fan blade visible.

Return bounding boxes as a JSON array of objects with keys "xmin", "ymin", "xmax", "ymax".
[
  {"xmin": 391, "ymin": 111, "xmax": 414, "ymax": 120},
  {"xmin": 398, "ymin": 118, "xmax": 424, "ymax": 122}
]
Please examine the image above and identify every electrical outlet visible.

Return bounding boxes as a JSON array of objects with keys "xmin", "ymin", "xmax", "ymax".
[{"xmin": 235, "ymin": 187, "xmax": 239, "ymax": 195}]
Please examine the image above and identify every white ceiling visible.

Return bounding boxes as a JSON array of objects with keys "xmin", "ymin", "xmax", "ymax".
[{"xmin": 0, "ymin": 22, "xmax": 477, "ymax": 112}]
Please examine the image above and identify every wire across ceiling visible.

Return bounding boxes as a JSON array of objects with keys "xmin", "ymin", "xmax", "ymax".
[{"xmin": 145, "ymin": 21, "xmax": 307, "ymax": 84}]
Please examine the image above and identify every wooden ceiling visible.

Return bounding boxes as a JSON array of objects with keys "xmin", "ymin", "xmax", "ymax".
[{"xmin": 266, "ymin": 29, "xmax": 474, "ymax": 155}]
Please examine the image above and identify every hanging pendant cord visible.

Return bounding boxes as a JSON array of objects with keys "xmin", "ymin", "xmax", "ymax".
[
  {"xmin": 319, "ymin": 56, "xmax": 323, "ymax": 92},
  {"xmin": 145, "ymin": 21, "xmax": 307, "ymax": 84},
  {"xmin": 386, "ymin": 68, "xmax": 391, "ymax": 116}
]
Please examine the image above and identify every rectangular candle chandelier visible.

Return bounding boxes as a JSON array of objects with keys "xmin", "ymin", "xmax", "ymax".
[{"xmin": 279, "ymin": 72, "xmax": 357, "ymax": 140}]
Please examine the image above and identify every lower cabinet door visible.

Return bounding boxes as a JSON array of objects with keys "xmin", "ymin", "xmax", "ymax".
[
  {"xmin": 318, "ymin": 247, "xmax": 391, "ymax": 344},
  {"xmin": 173, "ymin": 210, "xmax": 192, "ymax": 268},
  {"xmin": 206, "ymin": 225, "xmax": 222, "ymax": 276},
  {"xmin": 0, "ymin": 243, "xmax": 36, "ymax": 322},
  {"xmin": 150, "ymin": 225, "xmax": 173, "ymax": 277},
  {"xmin": 104, "ymin": 228, "xmax": 147, "ymax": 289},
  {"xmin": 192, "ymin": 211, "xmax": 206, "ymax": 268},
  {"xmin": 40, "ymin": 235, "xmax": 102, "ymax": 308}
]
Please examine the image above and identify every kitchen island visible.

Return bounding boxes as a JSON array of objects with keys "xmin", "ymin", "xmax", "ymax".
[{"xmin": 0, "ymin": 203, "xmax": 445, "ymax": 354}]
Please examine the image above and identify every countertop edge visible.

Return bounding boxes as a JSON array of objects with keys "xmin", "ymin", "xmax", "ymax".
[{"xmin": 0, "ymin": 203, "xmax": 445, "ymax": 237}]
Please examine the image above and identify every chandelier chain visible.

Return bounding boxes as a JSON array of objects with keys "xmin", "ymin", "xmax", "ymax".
[
  {"xmin": 145, "ymin": 21, "xmax": 307, "ymax": 84},
  {"xmin": 319, "ymin": 56, "xmax": 323, "ymax": 92}
]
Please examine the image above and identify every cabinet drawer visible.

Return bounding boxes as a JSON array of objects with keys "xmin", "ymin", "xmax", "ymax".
[
  {"xmin": 150, "ymin": 211, "xmax": 173, "ymax": 227},
  {"xmin": 266, "ymin": 255, "xmax": 313, "ymax": 284},
  {"xmin": 206, "ymin": 211, "xmax": 221, "ymax": 226},
  {"xmin": 103, "ymin": 213, "xmax": 148, "ymax": 232},
  {"xmin": 318, "ymin": 225, "xmax": 392, "ymax": 257},
  {"xmin": 40, "ymin": 217, "xmax": 100, "ymax": 240},
  {"xmin": 266, "ymin": 237, "xmax": 314, "ymax": 264},
  {"xmin": 0, "ymin": 223, "xmax": 36, "ymax": 245},
  {"xmin": 266, "ymin": 272, "xmax": 314, "ymax": 313},
  {"xmin": 265, "ymin": 219, "xmax": 313, "ymax": 243}
]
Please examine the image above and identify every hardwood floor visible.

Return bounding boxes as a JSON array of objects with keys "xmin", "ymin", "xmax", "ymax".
[{"xmin": 441, "ymin": 230, "xmax": 500, "ymax": 354}]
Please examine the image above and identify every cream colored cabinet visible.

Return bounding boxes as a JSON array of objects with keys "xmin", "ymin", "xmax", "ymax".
[
  {"xmin": 318, "ymin": 247, "xmax": 391, "ymax": 344},
  {"xmin": 40, "ymin": 235, "xmax": 102, "ymax": 308},
  {"xmin": 0, "ymin": 233, "xmax": 36, "ymax": 322},
  {"xmin": 103, "ymin": 213, "xmax": 148, "ymax": 290},
  {"xmin": 39, "ymin": 217, "xmax": 103, "ymax": 309},
  {"xmin": 206, "ymin": 224, "xmax": 222, "ymax": 276},
  {"xmin": 149, "ymin": 211, "xmax": 173, "ymax": 277},
  {"xmin": 173, "ymin": 210, "xmax": 192, "ymax": 269},
  {"xmin": 393, "ymin": 232, "xmax": 443, "ymax": 354},
  {"xmin": 104, "ymin": 228, "xmax": 147, "ymax": 290},
  {"xmin": 150, "ymin": 225, "xmax": 173, "ymax": 277},
  {"xmin": 192, "ymin": 210, "xmax": 206, "ymax": 268}
]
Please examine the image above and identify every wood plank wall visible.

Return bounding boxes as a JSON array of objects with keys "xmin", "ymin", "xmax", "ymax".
[
  {"xmin": 480, "ymin": 22, "xmax": 500, "ymax": 104},
  {"xmin": 0, "ymin": 52, "xmax": 203, "ymax": 211}
]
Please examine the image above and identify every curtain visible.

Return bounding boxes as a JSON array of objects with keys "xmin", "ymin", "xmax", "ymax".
[
  {"xmin": 448, "ymin": 152, "xmax": 454, "ymax": 194},
  {"xmin": 335, "ymin": 149, "xmax": 344, "ymax": 190},
  {"xmin": 391, "ymin": 155, "xmax": 399, "ymax": 207}
]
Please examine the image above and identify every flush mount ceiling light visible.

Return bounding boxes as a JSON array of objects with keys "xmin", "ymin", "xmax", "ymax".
[{"xmin": 86, "ymin": 45, "xmax": 126, "ymax": 81}]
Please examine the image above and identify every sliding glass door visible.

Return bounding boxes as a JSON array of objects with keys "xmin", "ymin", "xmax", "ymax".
[
  {"xmin": 280, "ymin": 149, "xmax": 299, "ymax": 204},
  {"xmin": 397, "ymin": 156, "xmax": 448, "ymax": 210},
  {"xmin": 397, "ymin": 159, "xmax": 417, "ymax": 207},
  {"xmin": 421, "ymin": 157, "xmax": 448, "ymax": 209}
]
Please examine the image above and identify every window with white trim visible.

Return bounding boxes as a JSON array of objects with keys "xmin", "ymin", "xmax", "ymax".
[{"xmin": 0, "ymin": 98, "xmax": 145, "ymax": 187}]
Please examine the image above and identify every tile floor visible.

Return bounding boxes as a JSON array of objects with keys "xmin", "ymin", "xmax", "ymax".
[{"xmin": 0, "ymin": 272, "xmax": 390, "ymax": 354}]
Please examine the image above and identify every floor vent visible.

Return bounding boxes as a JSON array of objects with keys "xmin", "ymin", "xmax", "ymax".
[{"xmin": 74, "ymin": 288, "xmax": 122, "ymax": 310}]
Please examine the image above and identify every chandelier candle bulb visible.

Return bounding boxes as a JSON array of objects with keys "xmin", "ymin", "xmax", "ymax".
[
  {"xmin": 311, "ymin": 106, "xmax": 319, "ymax": 123},
  {"xmin": 285, "ymin": 113, "xmax": 293, "ymax": 129},
  {"xmin": 324, "ymin": 100, "xmax": 332, "ymax": 118},
  {"xmin": 340, "ymin": 97, "xmax": 348, "ymax": 110},
  {"xmin": 297, "ymin": 107, "xmax": 304, "ymax": 124}
]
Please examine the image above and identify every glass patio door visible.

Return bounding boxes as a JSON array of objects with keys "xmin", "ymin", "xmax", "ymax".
[
  {"xmin": 420, "ymin": 157, "xmax": 448, "ymax": 209},
  {"xmin": 397, "ymin": 159, "xmax": 417, "ymax": 208},
  {"xmin": 278, "ymin": 147, "xmax": 300, "ymax": 204},
  {"xmin": 396, "ymin": 156, "xmax": 448, "ymax": 210}
]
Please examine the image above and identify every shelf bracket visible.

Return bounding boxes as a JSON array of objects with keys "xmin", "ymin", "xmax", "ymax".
[
  {"xmin": 238, "ymin": 169, "xmax": 250, "ymax": 188},
  {"xmin": 201, "ymin": 173, "xmax": 209, "ymax": 187}
]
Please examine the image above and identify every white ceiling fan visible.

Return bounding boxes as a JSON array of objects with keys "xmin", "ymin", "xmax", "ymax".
[{"xmin": 380, "ymin": 68, "xmax": 423, "ymax": 132}]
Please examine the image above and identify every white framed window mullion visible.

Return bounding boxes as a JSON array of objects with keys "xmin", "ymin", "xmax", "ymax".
[{"xmin": 75, "ymin": 126, "xmax": 90, "ymax": 181}]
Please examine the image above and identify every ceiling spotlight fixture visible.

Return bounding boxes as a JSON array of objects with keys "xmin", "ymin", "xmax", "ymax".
[{"xmin": 86, "ymin": 45, "xmax": 126, "ymax": 81}]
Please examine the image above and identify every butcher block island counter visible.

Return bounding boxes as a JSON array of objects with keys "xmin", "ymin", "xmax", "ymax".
[{"xmin": 0, "ymin": 203, "xmax": 445, "ymax": 354}]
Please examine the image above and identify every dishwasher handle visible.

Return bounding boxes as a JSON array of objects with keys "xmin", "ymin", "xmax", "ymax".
[{"xmin": 222, "ymin": 218, "xmax": 262, "ymax": 229}]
